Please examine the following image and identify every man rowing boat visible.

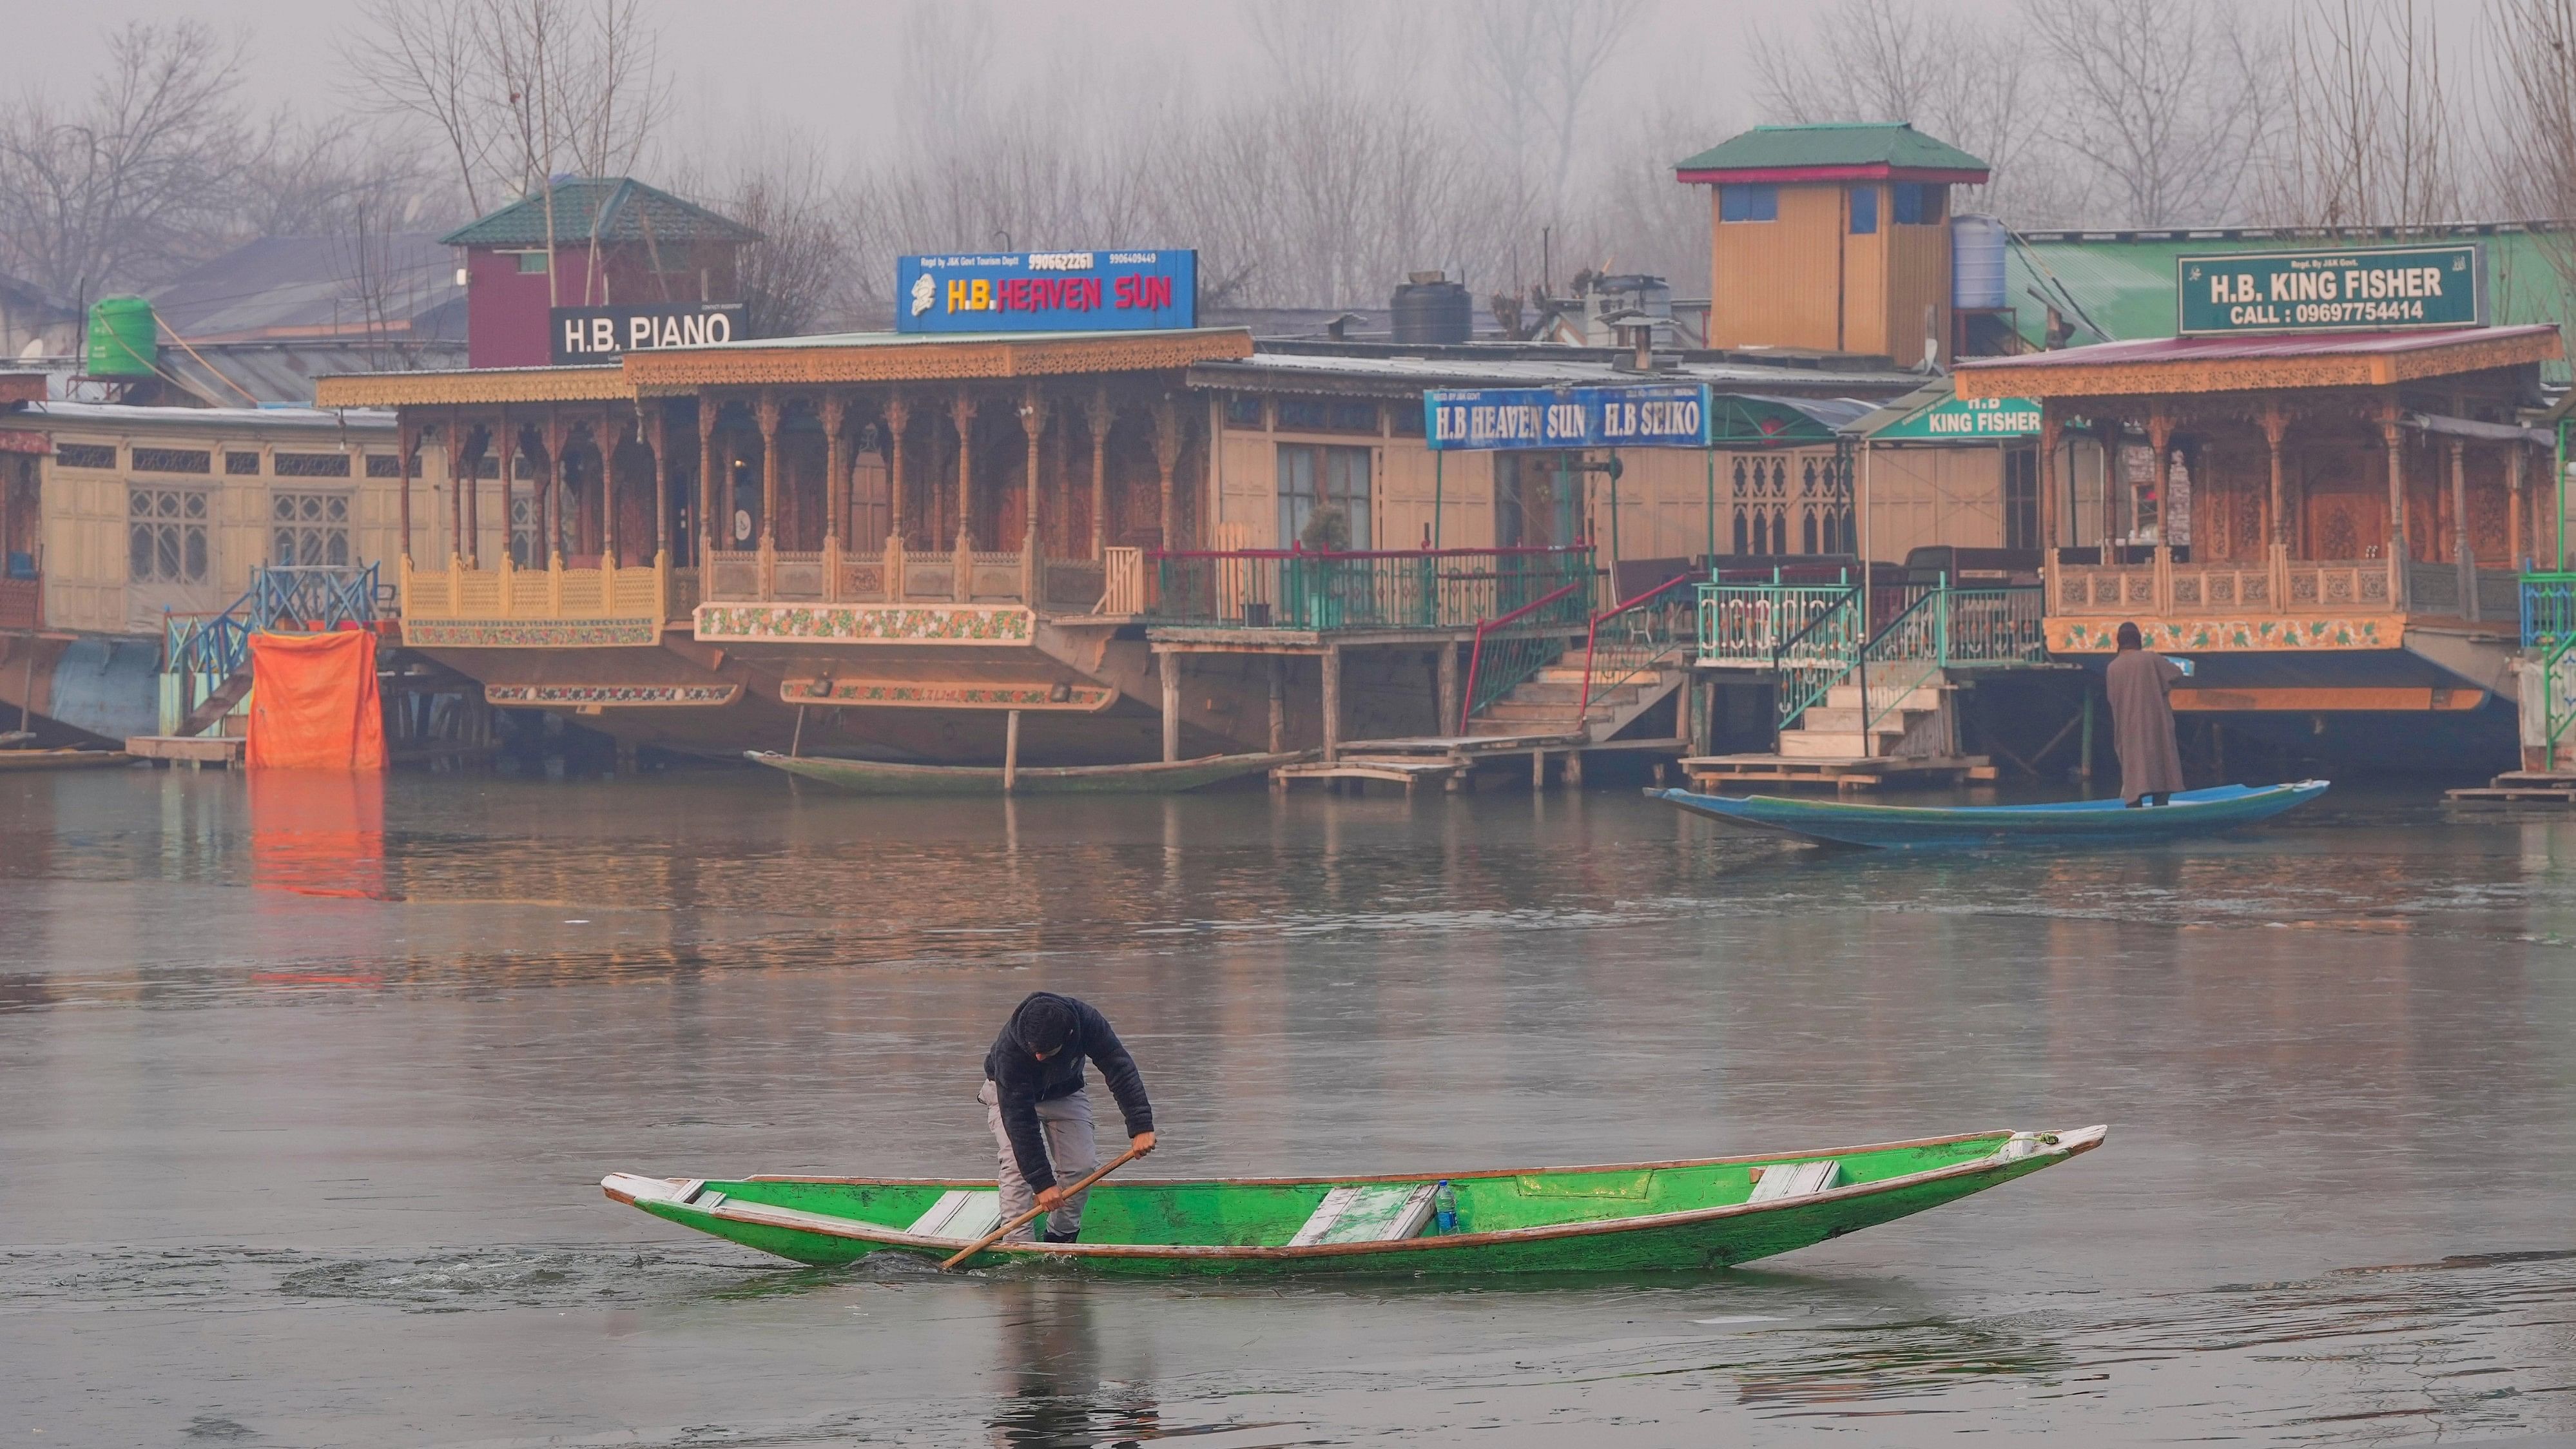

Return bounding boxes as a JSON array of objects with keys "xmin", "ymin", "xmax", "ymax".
[{"xmin": 981, "ymin": 992, "xmax": 1157, "ymax": 1243}]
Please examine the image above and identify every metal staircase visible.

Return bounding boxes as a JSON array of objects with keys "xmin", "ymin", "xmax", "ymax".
[{"xmin": 162, "ymin": 565, "xmax": 382, "ymax": 737}]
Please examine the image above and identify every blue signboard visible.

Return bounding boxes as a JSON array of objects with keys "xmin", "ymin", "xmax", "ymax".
[
  {"xmin": 896, "ymin": 249, "xmax": 1197, "ymax": 333},
  {"xmin": 1425, "ymin": 384, "xmax": 1714, "ymax": 451}
]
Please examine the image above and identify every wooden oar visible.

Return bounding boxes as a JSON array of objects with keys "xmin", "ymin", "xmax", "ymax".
[{"xmin": 940, "ymin": 1141, "xmax": 1153, "ymax": 1271}]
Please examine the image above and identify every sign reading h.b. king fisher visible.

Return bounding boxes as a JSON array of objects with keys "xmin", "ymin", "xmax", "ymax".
[
  {"xmin": 896, "ymin": 250, "xmax": 1196, "ymax": 333},
  {"xmin": 2177, "ymin": 245, "xmax": 2484, "ymax": 336},
  {"xmin": 1425, "ymin": 384, "xmax": 1712, "ymax": 451}
]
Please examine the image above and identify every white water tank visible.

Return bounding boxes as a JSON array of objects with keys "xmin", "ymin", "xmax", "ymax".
[{"xmin": 1952, "ymin": 215, "xmax": 2008, "ymax": 311}]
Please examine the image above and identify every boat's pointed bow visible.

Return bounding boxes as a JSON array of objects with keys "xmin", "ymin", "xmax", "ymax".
[{"xmin": 602, "ymin": 1172, "xmax": 697, "ymax": 1206}]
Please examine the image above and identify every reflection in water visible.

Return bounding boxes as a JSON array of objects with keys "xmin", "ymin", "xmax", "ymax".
[
  {"xmin": 988, "ymin": 1279, "xmax": 1161, "ymax": 1447},
  {"xmin": 4, "ymin": 768, "xmax": 2575, "ymax": 1444}
]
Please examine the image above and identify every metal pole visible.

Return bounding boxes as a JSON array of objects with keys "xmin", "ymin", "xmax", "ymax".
[
  {"xmin": 1606, "ymin": 451, "xmax": 1622, "ymax": 602},
  {"xmin": 1704, "ymin": 446, "xmax": 1716, "ymax": 563},
  {"xmin": 2558, "ymin": 418, "xmax": 2568, "ymax": 573},
  {"xmin": 1432, "ymin": 451, "xmax": 1444, "ymax": 552}
]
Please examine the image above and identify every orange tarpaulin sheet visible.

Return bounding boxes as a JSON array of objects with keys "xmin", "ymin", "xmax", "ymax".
[{"xmin": 247, "ymin": 630, "xmax": 385, "ymax": 771}]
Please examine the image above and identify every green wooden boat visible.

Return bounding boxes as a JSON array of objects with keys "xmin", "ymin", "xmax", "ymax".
[
  {"xmin": 601, "ymin": 1123, "xmax": 2105, "ymax": 1276},
  {"xmin": 746, "ymin": 749, "xmax": 1304, "ymax": 795}
]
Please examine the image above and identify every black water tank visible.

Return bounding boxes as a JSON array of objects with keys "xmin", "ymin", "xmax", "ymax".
[{"xmin": 1391, "ymin": 274, "xmax": 1471, "ymax": 344}]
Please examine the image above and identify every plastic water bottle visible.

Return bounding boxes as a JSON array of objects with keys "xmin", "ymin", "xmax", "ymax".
[{"xmin": 1433, "ymin": 1180, "xmax": 1458, "ymax": 1234}]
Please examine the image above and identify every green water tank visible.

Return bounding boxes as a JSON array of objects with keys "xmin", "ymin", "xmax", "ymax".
[{"xmin": 86, "ymin": 295, "xmax": 158, "ymax": 377}]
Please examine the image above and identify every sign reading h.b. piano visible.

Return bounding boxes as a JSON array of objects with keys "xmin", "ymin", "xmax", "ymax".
[
  {"xmin": 551, "ymin": 303, "xmax": 744, "ymax": 364},
  {"xmin": 2176, "ymin": 245, "xmax": 2484, "ymax": 336}
]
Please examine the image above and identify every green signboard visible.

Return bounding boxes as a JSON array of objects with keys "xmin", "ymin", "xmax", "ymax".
[
  {"xmin": 2177, "ymin": 244, "xmax": 2484, "ymax": 336},
  {"xmin": 1872, "ymin": 394, "xmax": 2040, "ymax": 442}
]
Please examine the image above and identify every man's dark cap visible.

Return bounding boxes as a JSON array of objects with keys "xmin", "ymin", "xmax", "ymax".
[
  {"xmin": 2116, "ymin": 621, "xmax": 2142, "ymax": 650},
  {"xmin": 1016, "ymin": 997, "xmax": 1077, "ymax": 1055}
]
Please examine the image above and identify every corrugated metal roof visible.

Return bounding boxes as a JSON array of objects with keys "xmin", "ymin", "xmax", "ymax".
[
  {"xmin": 1675, "ymin": 122, "xmax": 1988, "ymax": 178},
  {"xmin": 1962, "ymin": 324, "xmax": 2559, "ymax": 369},
  {"xmin": 2008, "ymin": 226, "xmax": 2576, "ymax": 356},
  {"xmin": 1195, "ymin": 349, "xmax": 1918, "ymax": 397},
  {"xmin": 15, "ymin": 399, "xmax": 396, "ymax": 431},
  {"xmin": 148, "ymin": 234, "xmax": 465, "ymax": 343},
  {"xmin": 440, "ymin": 177, "xmax": 762, "ymax": 248}
]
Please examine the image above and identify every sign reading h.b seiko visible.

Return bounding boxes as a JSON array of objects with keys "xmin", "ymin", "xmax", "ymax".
[{"xmin": 2176, "ymin": 245, "xmax": 2484, "ymax": 336}]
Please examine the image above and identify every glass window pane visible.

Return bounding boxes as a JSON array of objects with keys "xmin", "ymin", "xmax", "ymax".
[
  {"xmin": 1849, "ymin": 185, "xmax": 1877, "ymax": 234},
  {"xmin": 184, "ymin": 528, "xmax": 206, "ymax": 581},
  {"xmin": 157, "ymin": 526, "xmax": 180, "ymax": 581},
  {"xmin": 131, "ymin": 489, "xmax": 150, "ymax": 517},
  {"xmin": 131, "ymin": 523, "xmax": 154, "ymax": 579},
  {"xmin": 183, "ymin": 492, "xmax": 205, "ymax": 518}
]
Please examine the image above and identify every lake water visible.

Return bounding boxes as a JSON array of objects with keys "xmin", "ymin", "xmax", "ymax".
[{"xmin": 4, "ymin": 766, "xmax": 2573, "ymax": 1446}]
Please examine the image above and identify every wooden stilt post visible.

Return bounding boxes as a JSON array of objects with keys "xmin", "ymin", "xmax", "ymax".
[
  {"xmin": 1436, "ymin": 642, "xmax": 1459, "ymax": 738},
  {"xmin": 1321, "ymin": 643, "xmax": 1342, "ymax": 763},
  {"xmin": 1003, "ymin": 708, "xmax": 1022, "ymax": 793},
  {"xmin": 1160, "ymin": 650, "xmax": 1181, "ymax": 763},
  {"xmin": 1268, "ymin": 655, "xmax": 1287, "ymax": 752}
]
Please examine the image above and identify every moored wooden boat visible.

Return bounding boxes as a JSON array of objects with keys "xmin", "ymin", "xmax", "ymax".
[
  {"xmin": 0, "ymin": 748, "xmax": 133, "ymax": 772},
  {"xmin": 601, "ymin": 1124, "xmax": 2105, "ymax": 1276},
  {"xmin": 746, "ymin": 749, "xmax": 1305, "ymax": 795},
  {"xmin": 1654, "ymin": 781, "xmax": 2329, "ymax": 850}
]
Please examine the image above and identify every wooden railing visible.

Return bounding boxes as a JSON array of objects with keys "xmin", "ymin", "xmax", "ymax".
[
  {"xmin": 2049, "ymin": 547, "xmax": 2408, "ymax": 617},
  {"xmin": 0, "ymin": 574, "xmax": 40, "ymax": 632},
  {"xmin": 402, "ymin": 554, "xmax": 682, "ymax": 621}
]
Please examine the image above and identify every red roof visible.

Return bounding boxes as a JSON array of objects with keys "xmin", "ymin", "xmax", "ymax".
[{"xmin": 1956, "ymin": 325, "xmax": 2559, "ymax": 371}]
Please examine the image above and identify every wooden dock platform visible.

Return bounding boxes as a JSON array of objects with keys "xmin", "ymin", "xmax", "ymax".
[
  {"xmin": 1680, "ymin": 753, "xmax": 1995, "ymax": 793},
  {"xmin": 0, "ymin": 748, "xmax": 133, "ymax": 772},
  {"xmin": 2445, "ymin": 771, "xmax": 2576, "ymax": 806},
  {"xmin": 124, "ymin": 735, "xmax": 246, "ymax": 767}
]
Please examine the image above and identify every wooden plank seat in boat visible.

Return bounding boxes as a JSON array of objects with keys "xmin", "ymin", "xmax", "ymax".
[
  {"xmin": 907, "ymin": 1189, "xmax": 1002, "ymax": 1241},
  {"xmin": 1745, "ymin": 1160, "xmax": 1842, "ymax": 1203},
  {"xmin": 1286, "ymin": 1182, "xmax": 1442, "ymax": 1246}
]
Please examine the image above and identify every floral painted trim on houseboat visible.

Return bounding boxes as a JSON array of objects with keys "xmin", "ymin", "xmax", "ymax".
[
  {"xmin": 403, "ymin": 618, "xmax": 663, "ymax": 648},
  {"xmin": 2047, "ymin": 616, "xmax": 2401, "ymax": 652},
  {"xmin": 693, "ymin": 603, "xmax": 1034, "ymax": 645},
  {"xmin": 778, "ymin": 679, "xmax": 1116, "ymax": 711},
  {"xmin": 484, "ymin": 683, "xmax": 741, "ymax": 707}
]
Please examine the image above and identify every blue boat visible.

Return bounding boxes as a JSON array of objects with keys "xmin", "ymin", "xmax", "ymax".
[{"xmin": 1652, "ymin": 781, "xmax": 2330, "ymax": 850}]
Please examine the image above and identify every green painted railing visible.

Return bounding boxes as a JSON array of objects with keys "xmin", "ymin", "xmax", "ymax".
[
  {"xmin": 1857, "ymin": 586, "xmax": 1948, "ymax": 737},
  {"xmin": 1698, "ymin": 579, "xmax": 1859, "ymax": 665},
  {"xmin": 1769, "ymin": 590, "xmax": 1867, "ymax": 729},
  {"xmin": 1942, "ymin": 586, "xmax": 2049, "ymax": 666},
  {"xmin": 2542, "ymin": 634, "xmax": 2576, "ymax": 765}
]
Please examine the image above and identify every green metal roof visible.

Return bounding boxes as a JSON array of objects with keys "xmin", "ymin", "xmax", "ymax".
[
  {"xmin": 1675, "ymin": 122, "xmax": 1989, "ymax": 178},
  {"xmin": 2006, "ymin": 226, "xmax": 2576, "ymax": 379},
  {"xmin": 440, "ymin": 177, "xmax": 762, "ymax": 249}
]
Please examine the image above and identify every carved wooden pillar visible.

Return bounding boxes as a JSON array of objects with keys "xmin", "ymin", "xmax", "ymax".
[
  {"xmin": 493, "ymin": 409, "xmax": 516, "ymax": 571},
  {"xmin": 1018, "ymin": 389, "xmax": 1046, "ymax": 549},
  {"xmin": 695, "ymin": 393, "xmax": 718, "ymax": 571},
  {"xmin": 2510, "ymin": 443, "xmax": 2527, "ymax": 570},
  {"xmin": 2037, "ymin": 404, "xmax": 2060, "ymax": 574},
  {"xmin": 1152, "ymin": 396, "xmax": 1181, "ymax": 550},
  {"xmin": 951, "ymin": 390, "xmax": 977, "ymax": 550},
  {"xmin": 2451, "ymin": 436, "xmax": 2475, "ymax": 621},
  {"xmin": 598, "ymin": 407, "xmax": 620, "ymax": 568},
  {"xmin": 2259, "ymin": 404, "xmax": 2287, "ymax": 554},
  {"xmin": 2142, "ymin": 407, "xmax": 2171, "ymax": 561},
  {"xmin": 884, "ymin": 391, "xmax": 909, "ymax": 549},
  {"xmin": 1086, "ymin": 387, "xmax": 1112, "ymax": 560},
  {"xmin": 648, "ymin": 402, "xmax": 670, "ymax": 567},
  {"xmin": 543, "ymin": 410, "xmax": 572, "ymax": 568},
  {"xmin": 396, "ymin": 418, "xmax": 418, "ymax": 565},
  {"xmin": 2379, "ymin": 405, "xmax": 2408, "ymax": 563},
  {"xmin": 823, "ymin": 393, "xmax": 851, "ymax": 549},
  {"xmin": 443, "ymin": 409, "xmax": 467, "ymax": 567},
  {"xmin": 756, "ymin": 392, "xmax": 782, "ymax": 549}
]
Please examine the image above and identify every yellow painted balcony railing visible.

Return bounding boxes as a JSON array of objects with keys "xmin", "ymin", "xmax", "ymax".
[{"xmin": 400, "ymin": 554, "xmax": 683, "ymax": 623}]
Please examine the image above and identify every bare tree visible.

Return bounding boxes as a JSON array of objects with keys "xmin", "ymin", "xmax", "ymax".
[
  {"xmin": 674, "ymin": 131, "xmax": 854, "ymax": 338},
  {"xmin": 0, "ymin": 21, "xmax": 253, "ymax": 300},
  {"xmin": 1749, "ymin": 0, "xmax": 2064, "ymax": 222},
  {"xmin": 340, "ymin": 1, "xmax": 496, "ymax": 215},
  {"xmin": 2260, "ymin": 0, "xmax": 2463, "ymax": 228},
  {"xmin": 2488, "ymin": 0, "xmax": 2576, "ymax": 297},
  {"xmin": 2020, "ymin": 0, "xmax": 2280, "ymax": 227}
]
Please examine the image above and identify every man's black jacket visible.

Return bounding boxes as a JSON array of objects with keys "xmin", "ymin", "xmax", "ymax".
[{"xmin": 984, "ymin": 991, "xmax": 1153, "ymax": 1191}]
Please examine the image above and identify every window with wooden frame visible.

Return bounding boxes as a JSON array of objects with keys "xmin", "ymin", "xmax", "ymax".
[
  {"xmin": 271, "ymin": 491, "xmax": 351, "ymax": 567},
  {"xmin": 129, "ymin": 486, "xmax": 209, "ymax": 583},
  {"xmin": 1277, "ymin": 443, "xmax": 1371, "ymax": 550}
]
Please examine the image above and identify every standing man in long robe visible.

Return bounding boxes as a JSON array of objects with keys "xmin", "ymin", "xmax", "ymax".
[{"xmin": 2105, "ymin": 621, "xmax": 2186, "ymax": 806}]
